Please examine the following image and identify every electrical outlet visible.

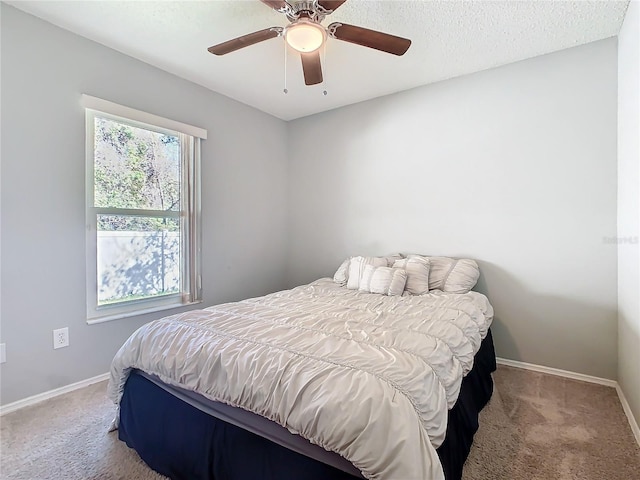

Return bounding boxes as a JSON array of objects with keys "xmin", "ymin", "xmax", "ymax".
[
  {"xmin": 0, "ymin": 343, "xmax": 5, "ymax": 363},
  {"xmin": 53, "ymin": 328, "xmax": 69, "ymax": 349}
]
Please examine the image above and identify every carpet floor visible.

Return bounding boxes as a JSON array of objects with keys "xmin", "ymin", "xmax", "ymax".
[{"xmin": 1, "ymin": 365, "xmax": 639, "ymax": 479}]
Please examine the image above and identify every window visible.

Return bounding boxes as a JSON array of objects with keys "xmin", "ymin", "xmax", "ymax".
[{"xmin": 83, "ymin": 95, "xmax": 206, "ymax": 323}]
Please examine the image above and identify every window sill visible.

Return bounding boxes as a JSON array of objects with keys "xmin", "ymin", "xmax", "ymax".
[{"xmin": 86, "ymin": 300, "xmax": 202, "ymax": 325}]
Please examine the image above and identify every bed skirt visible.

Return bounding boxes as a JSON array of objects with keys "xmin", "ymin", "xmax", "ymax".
[{"xmin": 118, "ymin": 329, "xmax": 496, "ymax": 480}]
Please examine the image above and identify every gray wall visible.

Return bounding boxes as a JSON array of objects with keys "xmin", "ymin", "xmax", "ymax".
[
  {"xmin": 0, "ymin": 4, "xmax": 629, "ymax": 408},
  {"xmin": 287, "ymin": 39, "xmax": 619, "ymax": 380},
  {"xmin": 618, "ymin": 0, "xmax": 640, "ymax": 427},
  {"xmin": 0, "ymin": 4, "xmax": 289, "ymax": 405}
]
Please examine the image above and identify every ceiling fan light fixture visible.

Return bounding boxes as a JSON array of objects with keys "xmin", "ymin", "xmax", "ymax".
[{"xmin": 284, "ymin": 19, "xmax": 326, "ymax": 53}]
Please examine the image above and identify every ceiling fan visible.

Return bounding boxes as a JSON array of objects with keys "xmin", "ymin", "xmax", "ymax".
[{"xmin": 208, "ymin": 0, "xmax": 411, "ymax": 86}]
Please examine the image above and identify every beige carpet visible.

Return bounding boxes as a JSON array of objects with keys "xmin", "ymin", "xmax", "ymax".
[
  {"xmin": 1, "ymin": 365, "xmax": 639, "ymax": 480},
  {"xmin": 464, "ymin": 366, "xmax": 640, "ymax": 480}
]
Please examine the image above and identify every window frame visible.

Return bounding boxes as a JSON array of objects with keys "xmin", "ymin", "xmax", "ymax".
[{"xmin": 83, "ymin": 95, "xmax": 205, "ymax": 324}]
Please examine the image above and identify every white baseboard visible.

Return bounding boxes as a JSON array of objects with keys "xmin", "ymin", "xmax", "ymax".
[
  {"xmin": 0, "ymin": 372, "xmax": 109, "ymax": 416},
  {"xmin": 496, "ymin": 357, "xmax": 639, "ymax": 448},
  {"xmin": 496, "ymin": 357, "xmax": 617, "ymax": 387},
  {"xmin": 616, "ymin": 384, "xmax": 640, "ymax": 448}
]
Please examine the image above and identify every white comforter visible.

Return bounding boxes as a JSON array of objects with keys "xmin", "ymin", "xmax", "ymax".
[{"xmin": 108, "ymin": 278, "xmax": 493, "ymax": 480}]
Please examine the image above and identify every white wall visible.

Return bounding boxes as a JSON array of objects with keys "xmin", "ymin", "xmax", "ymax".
[
  {"xmin": 618, "ymin": 0, "xmax": 640, "ymax": 427},
  {"xmin": 287, "ymin": 39, "xmax": 619, "ymax": 379},
  {"xmin": 0, "ymin": 5, "xmax": 289, "ymax": 405}
]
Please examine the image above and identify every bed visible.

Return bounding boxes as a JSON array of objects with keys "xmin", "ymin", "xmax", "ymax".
[{"xmin": 108, "ymin": 255, "xmax": 496, "ymax": 480}]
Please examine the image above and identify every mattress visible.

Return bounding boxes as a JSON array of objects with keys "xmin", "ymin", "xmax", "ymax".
[{"xmin": 109, "ymin": 278, "xmax": 494, "ymax": 480}]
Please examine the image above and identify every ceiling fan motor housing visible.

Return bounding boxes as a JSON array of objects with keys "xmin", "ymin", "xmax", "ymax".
[{"xmin": 283, "ymin": 1, "xmax": 332, "ymax": 23}]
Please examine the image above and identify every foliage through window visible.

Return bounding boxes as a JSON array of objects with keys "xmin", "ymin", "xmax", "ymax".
[{"xmin": 84, "ymin": 98, "xmax": 203, "ymax": 322}]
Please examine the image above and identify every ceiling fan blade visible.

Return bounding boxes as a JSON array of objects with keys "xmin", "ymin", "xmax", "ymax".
[
  {"xmin": 208, "ymin": 28, "xmax": 281, "ymax": 55},
  {"xmin": 328, "ymin": 23, "xmax": 411, "ymax": 56},
  {"xmin": 316, "ymin": 0, "xmax": 348, "ymax": 12},
  {"xmin": 259, "ymin": 0, "xmax": 290, "ymax": 11},
  {"xmin": 301, "ymin": 51, "xmax": 323, "ymax": 85}
]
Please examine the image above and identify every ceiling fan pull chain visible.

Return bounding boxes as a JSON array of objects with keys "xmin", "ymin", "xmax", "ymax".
[
  {"xmin": 322, "ymin": 40, "xmax": 328, "ymax": 96},
  {"xmin": 283, "ymin": 38, "xmax": 288, "ymax": 94}
]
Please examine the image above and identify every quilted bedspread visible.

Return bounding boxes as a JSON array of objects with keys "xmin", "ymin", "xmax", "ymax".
[{"xmin": 108, "ymin": 278, "xmax": 493, "ymax": 480}]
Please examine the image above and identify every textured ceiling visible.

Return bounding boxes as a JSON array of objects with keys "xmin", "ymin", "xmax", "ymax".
[{"xmin": 7, "ymin": 0, "xmax": 630, "ymax": 120}]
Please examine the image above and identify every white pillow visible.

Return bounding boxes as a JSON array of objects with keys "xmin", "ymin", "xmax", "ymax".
[
  {"xmin": 346, "ymin": 256, "xmax": 389, "ymax": 290},
  {"xmin": 408, "ymin": 255, "xmax": 480, "ymax": 293},
  {"xmin": 334, "ymin": 253, "xmax": 404, "ymax": 286},
  {"xmin": 359, "ymin": 265, "xmax": 407, "ymax": 296},
  {"xmin": 333, "ymin": 258, "xmax": 351, "ymax": 286},
  {"xmin": 392, "ymin": 256, "xmax": 430, "ymax": 295}
]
